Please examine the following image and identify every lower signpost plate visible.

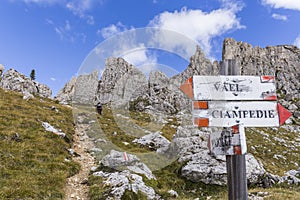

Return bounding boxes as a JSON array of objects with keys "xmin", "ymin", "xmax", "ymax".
[{"xmin": 208, "ymin": 125, "xmax": 247, "ymax": 156}]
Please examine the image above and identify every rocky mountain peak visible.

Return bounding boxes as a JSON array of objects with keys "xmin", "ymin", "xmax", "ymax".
[
  {"xmin": 56, "ymin": 38, "xmax": 299, "ymax": 118},
  {"xmin": 96, "ymin": 57, "xmax": 146, "ymax": 104},
  {"xmin": 0, "ymin": 68, "xmax": 52, "ymax": 98}
]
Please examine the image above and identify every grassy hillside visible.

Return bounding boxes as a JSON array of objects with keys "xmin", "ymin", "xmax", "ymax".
[
  {"xmin": 0, "ymin": 87, "xmax": 299, "ymax": 199},
  {"xmin": 0, "ymin": 88, "xmax": 80, "ymax": 199}
]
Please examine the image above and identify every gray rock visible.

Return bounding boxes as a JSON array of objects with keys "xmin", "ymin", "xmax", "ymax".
[
  {"xmin": 294, "ymin": 111, "xmax": 300, "ymax": 119},
  {"xmin": 0, "ymin": 69, "xmax": 52, "ymax": 98},
  {"xmin": 110, "ymin": 67, "xmax": 148, "ymax": 109},
  {"xmin": 280, "ymin": 169, "xmax": 300, "ymax": 185},
  {"xmin": 101, "ymin": 150, "xmax": 156, "ymax": 180},
  {"xmin": 73, "ymin": 70, "xmax": 98, "ymax": 105},
  {"xmin": 54, "ymin": 76, "xmax": 76, "ymax": 105},
  {"xmin": 23, "ymin": 91, "xmax": 34, "ymax": 101},
  {"xmin": 96, "ymin": 57, "xmax": 148, "ymax": 105},
  {"xmin": 174, "ymin": 125, "xmax": 266, "ymax": 185},
  {"xmin": 132, "ymin": 132, "xmax": 170, "ymax": 151},
  {"xmin": 42, "ymin": 122, "xmax": 66, "ymax": 137},
  {"xmin": 171, "ymin": 45, "xmax": 219, "ymax": 87},
  {"xmin": 167, "ymin": 189, "xmax": 178, "ymax": 198},
  {"xmin": 94, "ymin": 170, "xmax": 161, "ymax": 200},
  {"xmin": 288, "ymin": 104, "xmax": 298, "ymax": 111}
]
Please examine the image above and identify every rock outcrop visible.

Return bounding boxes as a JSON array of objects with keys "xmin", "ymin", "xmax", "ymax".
[
  {"xmin": 73, "ymin": 70, "xmax": 99, "ymax": 105},
  {"xmin": 54, "ymin": 77, "xmax": 76, "ymax": 105},
  {"xmin": 96, "ymin": 57, "xmax": 147, "ymax": 106},
  {"xmin": 171, "ymin": 45, "xmax": 219, "ymax": 87},
  {"xmin": 100, "ymin": 150, "xmax": 156, "ymax": 180},
  {"xmin": 92, "ymin": 170, "xmax": 161, "ymax": 200},
  {"xmin": 56, "ymin": 57, "xmax": 194, "ymax": 113},
  {"xmin": 173, "ymin": 125, "xmax": 266, "ymax": 185},
  {"xmin": 0, "ymin": 69, "xmax": 52, "ymax": 98}
]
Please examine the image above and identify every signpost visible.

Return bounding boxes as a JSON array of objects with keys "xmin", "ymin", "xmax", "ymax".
[{"xmin": 180, "ymin": 59, "xmax": 292, "ymax": 200}]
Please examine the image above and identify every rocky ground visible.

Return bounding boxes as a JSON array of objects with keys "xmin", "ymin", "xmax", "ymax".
[{"xmin": 65, "ymin": 122, "xmax": 96, "ymax": 200}]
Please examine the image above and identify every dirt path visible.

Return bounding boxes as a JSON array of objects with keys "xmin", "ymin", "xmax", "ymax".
[{"xmin": 65, "ymin": 124, "xmax": 96, "ymax": 200}]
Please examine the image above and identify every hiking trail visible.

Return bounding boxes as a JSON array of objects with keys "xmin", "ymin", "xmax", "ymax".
[{"xmin": 65, "ymin": 123, "xmax": 96, "ymax": 200}]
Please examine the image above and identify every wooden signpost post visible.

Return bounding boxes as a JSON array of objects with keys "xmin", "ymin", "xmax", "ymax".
[{"xmin": 180, "ymin": 59, "xmax": 292, "ymax": 200}]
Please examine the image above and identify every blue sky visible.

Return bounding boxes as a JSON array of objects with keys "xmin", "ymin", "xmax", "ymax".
[{"xmin": 0, "ymin": 0, "xmax": 299, "ymax": 96}]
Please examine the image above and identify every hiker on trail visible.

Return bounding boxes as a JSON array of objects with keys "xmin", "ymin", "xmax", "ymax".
[{"xmin": 96, "ymin": 102, "xmax": 102, "ymax": 115}]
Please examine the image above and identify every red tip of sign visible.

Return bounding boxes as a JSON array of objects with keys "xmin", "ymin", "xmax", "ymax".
[
  {"xmin": 180, "ymin": 77, "xmax": 193, "ymax": 99},
  {"xmin": 261, "ymin": 76, "xmax": 275, "ymax": 83},
  {"xmin": 264, "ymin": 95, "xmax": 277, "ymax": 100},
  {"xmin": 277, "ymin": 103, "xmax": 292, "ymax": 125}
]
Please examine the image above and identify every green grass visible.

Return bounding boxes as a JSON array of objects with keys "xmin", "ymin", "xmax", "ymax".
[
  {"xmin": 152, "ymin": 161, "xmax": 227, "ymax": 199},
  {"xmin": 246, "ymin": 127, "xmax": 300, "ymax": 176},
  {"xmin": 0, "ymin": 88, "xmax": 80, "ymax": 199},
  {"xmin": 249, "ymin": 186, "xmax": 300, "ymax": 200},
  {"xmin": 95, "ymin": 105, "xmax": 152, "ymax": 153}
]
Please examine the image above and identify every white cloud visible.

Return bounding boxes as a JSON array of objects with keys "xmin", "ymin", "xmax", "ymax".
[
  {"xmin": 19, "ymin": 0, "xmax": 96, "ymax": 24},
  {"xmin": 48, "ymin": 20, "xmax": 77, "ymax": 42},
  {"xmin": 65, "ymin": 20, "xmax": 71, "ymax": 31},
  {"xmin": 50, "ymin": 77, "xmax": 56, "ymax": 81},
  {"xmin": 122, "ymin": 48, "xmax": 157, "ymax": 67},
  {"xmin": 98, "ymin": 22, "xmax": 128, "ymax": 39},
  {"xmin": 148, "ymin": 3, "xmax": 244, "ymax": 56},
  {"xmin": 66, "ymin": 0, "xmax": 95, "ymax": 24},
  {"xmin": 271, "ymin": 13, "xmax": 288, "ymax": 21},
  {"xmin": 45, "ymin": 18, "xmax": 54, "ymax": 25},
  {"xmin": 293, "ymin": 35, "xmax": 300, "ymax": 48},
  {"xmin": 96, "ymin": 1, "xmax": 244, "ymax": 64},
  {"xmin": 22, "ymin": 0, "xmax": 61, "ymax": 5},
  {"xmin": 86, "ymin": 15, "xmax": 95, "ymax": 25},
  {"xmin": 262, "ymin": 0, "xmax": 300, "ymax": 11}
]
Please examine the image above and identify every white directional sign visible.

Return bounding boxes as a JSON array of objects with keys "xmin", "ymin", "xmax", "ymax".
[
  {"xmin": 193, "ymin": 75, "xmax": 277, "ymax": 100},
  {"xmin": 193, "ymin": 101, "xmax": 279, "ymax": 127}
]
